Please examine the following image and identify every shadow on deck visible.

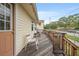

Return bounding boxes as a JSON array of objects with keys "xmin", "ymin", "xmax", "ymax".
[
  {"xmin": 18, "ymin": 33, "xmax": 54, "ymax": 56},
  {"xmin": 18, "ymin": 30, "xmax": 79, "ymax": 56}
]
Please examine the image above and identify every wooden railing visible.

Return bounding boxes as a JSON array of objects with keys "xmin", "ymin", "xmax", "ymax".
[
  {"xmin": 43, "ymin": 30, "xmax": 79, "ymax": 56},
  {"xmin": 62, "ymin": 37, "xmax": 79, "ymax": 56}
]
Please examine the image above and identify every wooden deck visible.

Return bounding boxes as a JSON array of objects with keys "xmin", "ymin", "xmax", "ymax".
[
  {"xmin": 18, "ymin": 33, "xmax": 54, "ymax": 56},
  {"xmin": 18, "ymin": 30, "xmax": 79, "ymax": 56}
]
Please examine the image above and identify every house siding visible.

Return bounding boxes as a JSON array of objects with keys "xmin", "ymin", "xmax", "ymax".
[
  {"xmin": 15, "ymin": 4, "xmax": 33, "ymax": 55},
  {"xmin": 37, "ymin": 23, "xmax": 44, "ymax": 30}
]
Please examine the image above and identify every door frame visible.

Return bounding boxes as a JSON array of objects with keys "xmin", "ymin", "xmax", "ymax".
[{"xmin": 12, "ymin": 3, "xmax": 16, "ymax": 56}]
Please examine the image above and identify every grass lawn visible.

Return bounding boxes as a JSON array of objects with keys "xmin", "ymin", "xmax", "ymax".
[{"xmin": 65, "ymin": 34, "xmax": 79, "ymax": 42}]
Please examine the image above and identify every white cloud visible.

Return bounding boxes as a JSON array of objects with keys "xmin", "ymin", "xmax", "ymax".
[{"xmin": 37, "ymin": 11, "xmax": 62, "ymax": 24}]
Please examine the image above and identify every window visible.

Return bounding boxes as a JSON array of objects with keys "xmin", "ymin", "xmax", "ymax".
[
  {"xmin": 32, "ymin": 22, "xmax": 33, "ymax": 31},
  {"xmin": 31, "ymin": 22, "xmax": 36, "ymax": 31},
  {"xmin": 0, "ymin": 3, "xmax": 12, "ymax": 31}
]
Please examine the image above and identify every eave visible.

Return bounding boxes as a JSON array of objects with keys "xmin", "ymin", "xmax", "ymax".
[{"xmin": 20, "ymin": 3, "xmax": 39, "ymax": 24}]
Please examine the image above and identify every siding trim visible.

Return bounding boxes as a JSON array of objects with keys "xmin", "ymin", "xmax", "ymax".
[{"xmin": 13, "ymin": 3, "xmax": 16, "ymax": 56}]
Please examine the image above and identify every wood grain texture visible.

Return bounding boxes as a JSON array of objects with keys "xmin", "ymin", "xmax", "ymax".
[{"xmin": 0, "ymin": 32, "xmax": 13, "ymax": 56}]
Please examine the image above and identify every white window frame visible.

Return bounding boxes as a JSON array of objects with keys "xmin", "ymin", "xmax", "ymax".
[{"xmin": 0, "ymin": 3, "xmax": 13, "ymax": 32}]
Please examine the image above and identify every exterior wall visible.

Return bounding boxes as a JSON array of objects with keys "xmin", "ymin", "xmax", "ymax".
[
  {"xmin": 36, "ymin": 22, "xmax": 44, "ymax": 33},
  {"xmin": 15, "ymin": 4, "xmax": 34, "ymax": 55},
  {"xmin": 37, "ymin": 22, "xmax": 44, "ymax": 30}
]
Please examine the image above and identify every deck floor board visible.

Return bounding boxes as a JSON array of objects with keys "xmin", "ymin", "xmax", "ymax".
[{"xmin": 18, "ymin": 33, "xmax": 63, "ymax": 56}]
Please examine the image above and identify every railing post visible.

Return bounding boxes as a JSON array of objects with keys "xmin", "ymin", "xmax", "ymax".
[
  {"xmin": 67, "ymin": 43, "xmax": 70, "ymax": 56},
  {"xmin": 73, "ymin": 48, "xmax": 77, "ymax": 56},
  {"xmin": 61, "ymin": 33, "xmax": 66, "ymax": 55},
  {"xmin": 61, "ymin": 33, "xmax": 66, "ymax": 50},
  {"xmin": 68, "ymin": 44, "xmax": 70, "ymax": 56},
  {"xmin": 60, "ymin": 33, "xmax": 62, "ymax": 50},
  {"xmin": 45, "ymin": 30, "xmax": 79, "ymax": 56},
  {"xmin": 66, "ymin": 41, "xmax": 67, "ymax": 55},
  {"xmin": 70, "ymin": 45, "xmax": 73, "ymax": 56},
  {"xmin": 62, "ymin": 37, "xmax": 64, "ymax": 51},
  {"xmin": 71, "ymin": 46, "xmax": 74, "ymax": 56}
]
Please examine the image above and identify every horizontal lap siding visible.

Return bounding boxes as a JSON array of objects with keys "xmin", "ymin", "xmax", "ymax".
[
  {"xmin": 15, "ymin": 4, "xmax": 32, "ymax": 55},
  {"xmin": 37, "ymin": 23, "xmax": 44, "ymax": 29}
]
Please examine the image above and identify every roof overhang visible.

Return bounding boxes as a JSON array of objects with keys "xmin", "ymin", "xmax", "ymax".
[{"xmin": 20, "ymin": 3, "xmax": 39, "ymax": 24}]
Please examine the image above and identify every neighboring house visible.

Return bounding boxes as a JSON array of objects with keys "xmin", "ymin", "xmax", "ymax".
[
  {"xmin": 0, "ymin": 3, "xmax": 38, "ymax": 56},
  {"xmin": 36, "ymin": 20, "xmax": 44, "ymax": 32}
]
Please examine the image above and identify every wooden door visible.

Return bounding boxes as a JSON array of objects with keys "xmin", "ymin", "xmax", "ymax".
[
  {"xmin": 0, "ymin": 3, "xmax": 14, "ymax": 56},
  {"xmin": 0, "ymin": 32, "xmax": 13, "ymax": 56}
]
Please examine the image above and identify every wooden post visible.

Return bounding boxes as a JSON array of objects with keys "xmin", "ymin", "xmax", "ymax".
[
  {"xmin": 68, "ymin": 44, "xmax": 70, "ymax": 56},
  {"xmin": 66, "ymin": 41, "xmax": 67, "ymax": 55},
  {"xmin": 67, "ymin": 43, "xmax": 70, "ymax": 56},
  {"xmin": 61, "ymin": 33, "xmax": 66, "ymax": 50},
  {"xmin": 73, "ymin": 48, "xmax": 77, "ymax": 56},
  {"xmin": 62, "ymin": 38, "xmax": 64, "ymax": 51},
  {"xmin": 71, "ymin": 46, "xmax": 77, "ymax": 56}
]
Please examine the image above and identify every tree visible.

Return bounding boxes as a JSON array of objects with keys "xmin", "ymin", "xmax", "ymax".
[
  {"xmin": 44, "ymin": 13, "xmax": 79, "ymax": 30},
  {"xmin": 58, "ymin": 16, "xmax": 68, "ymax": 28}
]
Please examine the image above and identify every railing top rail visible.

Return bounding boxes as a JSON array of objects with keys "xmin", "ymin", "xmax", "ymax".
[
  {"xmin": 63, "ymin": 37, "xmax": 79, "ymax": 49},
  {"xmin": 44, "ymin": 30, "xmax": 79, "ymax": 49}
]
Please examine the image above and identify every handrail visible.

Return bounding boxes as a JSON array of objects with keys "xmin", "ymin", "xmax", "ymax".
[
  {"xmin": 63, "ymin": 37, "xmax": 79, "ymax": 48},
  {"xmin": 62, "ymin": 37, "xmax": 79, "ymax": 56},
  {"xmin": 43, "ymin": 30, "xmax": 79, "ymax": 56}
]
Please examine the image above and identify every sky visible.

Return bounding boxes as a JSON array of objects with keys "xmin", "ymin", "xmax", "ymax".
[{"xmin": 36, "ymin": 3, "xmax": 79, "ymax": 24}]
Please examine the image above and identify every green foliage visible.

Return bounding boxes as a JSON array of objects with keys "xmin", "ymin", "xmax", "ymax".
[
  {"xmin": 44, "ymin": 22, "xmax": 57, "ymax": 29},
  {"xmin": 65, "ymin": 34, "xmax": 79, "ymax": 42},
  {"xmin": 44, "ymin": 13, "xmax": 79, "ymax": 30}
]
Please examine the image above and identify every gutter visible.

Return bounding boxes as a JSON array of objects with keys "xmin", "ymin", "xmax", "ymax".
[{"xmin": 31, "ymin": 3, "xmax": 39, "ymax": 24}]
